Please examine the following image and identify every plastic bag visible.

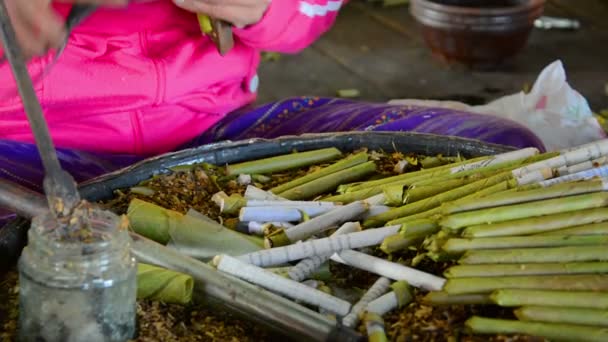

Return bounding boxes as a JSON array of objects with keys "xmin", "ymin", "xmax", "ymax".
[{"xmin": 389, "ymin": 60, "xmax": 606, "ymax": 151}]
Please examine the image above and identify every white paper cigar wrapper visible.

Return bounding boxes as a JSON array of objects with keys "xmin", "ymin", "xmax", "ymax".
[
  {"xmin": 539, "ymin": 165, "xmax": 608, "ymax": 187},
  {"xmin": 450, "ymin": 147, "xmax": 539, "ymax": 174}
]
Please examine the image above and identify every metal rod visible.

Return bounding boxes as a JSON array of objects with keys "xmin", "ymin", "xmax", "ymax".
[
  {"xmin": 0, "ymin": 0, "xmax": 80, "ymax": 215},
  {"xmin": 0, "ymin": 177, "xmax": 363, "ymax": 342},
  {"xmin": 0, "ymin": 1, "xmax": 63, "ymax": 177}
]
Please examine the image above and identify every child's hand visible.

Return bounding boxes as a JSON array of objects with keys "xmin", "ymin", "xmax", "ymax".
[
  {"xmin": 173, "ymin": 0, "xmax": 271, "ymax": 28},
  {"xmin": 4, "ymin": 0, "xmax": 127, "ymax": 59}
]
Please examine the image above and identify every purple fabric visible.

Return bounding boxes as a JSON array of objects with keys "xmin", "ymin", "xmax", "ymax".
[
  {"xmin": 182, "ymin": 97, "xmax": 545, "ymax": 151},
  {"xmin": 0, "ymin": 96, "xmax": 544, "ymax": 226}
]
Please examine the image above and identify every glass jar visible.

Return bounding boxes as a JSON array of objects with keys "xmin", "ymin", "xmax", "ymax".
[{"xmin": 18, "ymin": 208, "xmax": 137, "ymax": 342}]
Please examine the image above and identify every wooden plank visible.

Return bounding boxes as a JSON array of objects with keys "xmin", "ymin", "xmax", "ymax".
[
  {"xmin": 550, "ymin": 0, "xmax": 608, "ymax": 30},
  {"xmin": 349, "ymin": 2, "xmax": 422, "ymax": 42},
  {"xmin": 312, "ymin": 5, "xmax": 491, "ymax": 103},
  {"xmin": 256, "ymin": 47, "xmax": 387, "ymax": 104}
]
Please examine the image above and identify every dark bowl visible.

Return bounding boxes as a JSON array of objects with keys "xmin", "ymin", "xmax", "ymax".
[{"xmin": 410, "ymin": 0, "xmax": 545, "ymax": 69}]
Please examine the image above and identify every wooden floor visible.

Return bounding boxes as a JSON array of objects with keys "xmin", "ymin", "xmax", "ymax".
[{"xmin": 257, "ymin": 0, "xmax": 608, "ymax": 111}]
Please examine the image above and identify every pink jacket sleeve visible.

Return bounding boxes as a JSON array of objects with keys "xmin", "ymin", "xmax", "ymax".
[{"xmin": 233, "ymin": 0, "xmax": 348, "ymax": 54}]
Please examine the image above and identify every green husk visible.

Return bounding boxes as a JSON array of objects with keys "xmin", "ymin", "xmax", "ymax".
[
  {"xmin": 137, "ymin": 263, "xmax": 194, "ymax": 305},
  {"xmin": 403, "ymin": 176, "xmax": 484, "ymax": 205},
  {"xmin": 322, "ymin": 186, "xmax": 385, "ymax": 204},
  {"xmin": 536, "ymin": 222, "xmax": 608, "ymax": 236},
  {"xmin": 459, "ymin": 246, "xmax": 608, "ymax": 264},
  {"xmin": 127, "ymin": 199, "xmax": 263, "ymax": 260},
  {"xmin": 444, "ymin": 275, "xmax": 608, "ymax": 294},
  {"xmin": 363, "ymin": 171, "xmax": 515, "ymax": 227},
  {"xmin": 386, "ymin": 207, "xmax": 441, "ymax": 226},
  {"xmin": 442, "ymin": 179, "xmax": 607, "ymax": 215},
  {"xmin": 420, "ymin": 155, "xmax": 463, "ymax": 169},
  {"xmin": 445, "ymin": 262, "xmax": 608, "ymax": 278},
  {"xmin": 382, "ymin": 183, "xmax": 406, "ymax": 207},
  {"xmin": 399, "ymin": 218, "xmax": 439, "ymax": 235},
  {"xmin": 278, "ymin": 161, "xmax": 376, "ymax": 200},
  {"xmin": 343, "ymin": 155, "xmax": 490, "ymax": 193},
  {"xmin": 412, "ymin": 152, "xmax": 559, "ymax": 187},
  {"xmin": 271, "ymin": 152, "xmax": 368, "ymax": 194},
  {"xmin": 462, "ymin": 208, "xmax": 608, "ymax": 238},
  {"xmin": 465, "ymin": 316, "xmax": 608, "ymax": 342},
  {"xmin": 225, "ymin": 147, "xmax": 342, "ymax": 175},
  {"xmin": 491, "ymin": 289, "xmax": 608, "ymax": 309},
  {"xmin": 441, "ymin": 192, "xmax": 608, "ymax": 231},
  {"xmin": 442, "ymin": 235, "xmax": 608, "ymax": 254},
  {"xmin": 421, "ymin": 292, "xmax": 492, "ymax": 305},
  {"xmin": 515, "ymin": 306, "xmax": 608, "ymax": 327},
  {"xmin": 380, "ymin": 233, "xmax": 425, "ymax": 254},
  {"xmin": 220, "ymin": 194, "xmax": 247, "ymax": 215}
]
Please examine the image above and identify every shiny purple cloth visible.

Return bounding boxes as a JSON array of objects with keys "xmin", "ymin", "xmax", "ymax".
[
  {"xmin": 182, "ymin": 97, "xmax": 545, "ymax": 151},
  {"xmin": 0, "ymin": 96, "xmax": 543, "ymax": 225}
]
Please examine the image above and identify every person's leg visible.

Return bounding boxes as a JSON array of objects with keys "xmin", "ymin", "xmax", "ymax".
[{"xmin": 184, "ymin": 97, "xmax": 545, "ymax": 151}]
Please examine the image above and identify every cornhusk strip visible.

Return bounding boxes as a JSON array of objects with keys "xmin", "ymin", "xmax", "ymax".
[
  {"xmin": 515, "ymin": 306, "xmax": 608, "ymax": 327},
  {"xmin": 213, "ymin": 254, "xmax": 351, "ymax": 316},
  {"xmin": 462, "ymin": 208, "xmax": 608, "ymax": 238},
  {"xmin": 404, "ymin": 176, "xmax": 487, "ymax": 205},
  {"xmin": 323, "ymin": 186, "xmax": 387, "ymax": 204},
  {"xmin": 413, "ymin": 152, "xmax": 558, "ymax": 187},
  {"xmin": 127, "ymin": 199, "xmax": 263, "ymax": 260},
  {"xmin": 445, "ymin": 262, "xmax": 608, "ymax": 278},
  {"xmin": 386, "ymin": 207, "xmax": 442, "ymax": 226},
  {"xmin": 331, "ymin": 250, "xmax": 446, "ymax": 291},
  {"xmin": 270, "ymin": 152, "xmax": 368, "ymax": 194},
  {"xmin": 363, "ymin": 170, "xmax": 528, "ymax": 228},
  {"xmin": 380, "ymin": 233, "xmax": 426, "ymax": 254},
  {"xmin": 342, "ymin": 155, "xmax": 490, "ymax": 193},
  {"xmin": 536, "ymin": 222, "xmax": 608, "ymax": 236},
  {"xmin": 421, "ymin": 155, "xmax": 463, "ymax": 169},
  {"xmin": 421, "ymin": 292, "xmax": 492, "ymax": 305},
  {"xmin": 226, "ymin": 147, "xmax": 342, "ymax": 175},
  {"xmin": 449, "ymin": 147, "xmax": 539, "ymax": 174},
  {"xmin": 512, "ymin": 139, "xmax": 608, "ymax": 178},
  {"xmin": 342, "ymin": 277, "xmax": 391, "ymax": 328},
  {"xmin": 442, "ymin": 235, "xmax": 608, "ymax": 254},
  {"xmin": 218, "ymin": 194, "xmax": 247, "ymax": 215},
  {"xmin": 442, "ymin": 179, "xmax": 608, "ymax": 215},
  {"xmin": 137, "ymin": 263, "xmax": 194, "ymax": 305},
  {"xmin": 444, "ymin": 275, "xmax": 608, "ymax": 294},
  {"xmin": 288, "ymin": 222, "xmax": 361, "ymax": 282},
  {"xmin": 459, "ymin": 246, "xmax": 608, "ymax": 264},
  {"xmin": 240, "ymin": 225, "xmax": 401, "ymax": 267},
  {"xmin": 379, "ymin": 219, "xmax": 441, "ymax": 254},
  {"xmin": 441, "ymin": 192, "xmax": 608, "ymax": 231},
  {"xmin": 465, "ymin": 316, "xmax": 608, "ymax": 342},
  {"xmin": 278, "ymin": 161, "xmax": 376, "ymax": 200},
  {"xmin": 491, "ymin": 289, "xmax": 608, "ymax": 309},
  {"xmin": 385, "ymin": 181, "xmax": 516, "ymax": 226}
]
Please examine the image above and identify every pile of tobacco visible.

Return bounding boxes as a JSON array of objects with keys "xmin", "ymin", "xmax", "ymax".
[{"xmin": 4, "ymin": 139, "xmax": 608, "ymax": 342}]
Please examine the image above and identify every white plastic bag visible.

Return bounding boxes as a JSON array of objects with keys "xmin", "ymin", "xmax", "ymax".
[{"xmin": 389, "ymin": 60, "xmax": 606, "ymax": 151}]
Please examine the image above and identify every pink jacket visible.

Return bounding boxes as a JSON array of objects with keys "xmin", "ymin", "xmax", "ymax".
[{"xmin": 0, "ymin": 0, "xmax": 344, "ymax": 155}]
